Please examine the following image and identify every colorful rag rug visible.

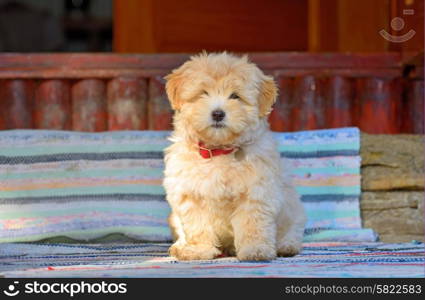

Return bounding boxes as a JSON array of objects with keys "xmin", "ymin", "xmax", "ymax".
[
  {"xmin": 0, "ymin": 127, "xmax": 376, "ymax": 243},
  {"xmin": 0, "ymin": 242, "xmax": 423, "ymax": 278}
]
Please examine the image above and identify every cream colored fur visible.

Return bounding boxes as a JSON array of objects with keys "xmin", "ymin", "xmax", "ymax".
[{"xmin": 163, "ymin": 52, "xmax": 306, "ymax": 261}]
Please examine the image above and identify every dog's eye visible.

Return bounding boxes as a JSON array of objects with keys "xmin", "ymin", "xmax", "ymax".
[
  {"xmin": 229, "ymin": 93, "xmax": 240, "ymax": 100},
  {"xmin": 202, "ymin": 90, "xmax": 209, "ymax": 96}
]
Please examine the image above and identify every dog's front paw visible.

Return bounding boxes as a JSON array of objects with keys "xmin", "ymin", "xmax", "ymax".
[
  {"xmin": 237, "ymin": 244, "xmax": 276, "ymax": 261},
  {"xmin": 277, "ymin": 240, "xmax": 302, "ymax": 257},
  {"xmin": 169, "ymin": 243, "xmax": 221, "ymax": 261}
]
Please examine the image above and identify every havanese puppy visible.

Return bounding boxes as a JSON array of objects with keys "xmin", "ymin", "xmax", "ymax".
[{"xmin": 163, "ymin": 52, "xmax": 306, "ymax": 261}]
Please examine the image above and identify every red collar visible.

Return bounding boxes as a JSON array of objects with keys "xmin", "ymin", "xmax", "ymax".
[{"xmin": 198, "ymin": 142, "xmax": 237, "ymax": 159}]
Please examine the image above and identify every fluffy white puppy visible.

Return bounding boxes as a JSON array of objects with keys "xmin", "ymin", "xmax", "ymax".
[{"xmin": 163, "ymin": 52, "xmax": 306, "ymax": 261}]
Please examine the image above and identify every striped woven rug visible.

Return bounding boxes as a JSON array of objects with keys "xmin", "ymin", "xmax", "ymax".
[
  {"xmin": 0, "ymin": 242, "xmax": 423, "ymax": 278},
  {"xmin": 0, "ymin": 127, "xmax": 376, "ymax": 243}
]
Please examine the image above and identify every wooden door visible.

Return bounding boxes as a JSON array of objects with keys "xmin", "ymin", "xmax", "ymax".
[{"xmin": 114, "ymin": 0, "xmax": 308, "ymax": 53}]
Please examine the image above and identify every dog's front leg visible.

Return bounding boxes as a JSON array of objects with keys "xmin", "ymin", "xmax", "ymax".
[
  {"xmin": 169, "ymin": 206, "xmax": 221, "ymax": 261},
  {"xmin": 231, "ymin": 201, "xmax": 277, "ymax": 261}
]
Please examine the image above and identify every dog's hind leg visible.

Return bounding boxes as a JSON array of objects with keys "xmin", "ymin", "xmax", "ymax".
[
  {"xmin": 276, "ymin": 189, "xmax": 306, "ymax": 257},
  {"xmin": 276, "ymin": 216, "xmax": 305, "ymax": 257},
  {"xmin": 168, "ymin": 212, "xmax": 186, "ymax": 243}
]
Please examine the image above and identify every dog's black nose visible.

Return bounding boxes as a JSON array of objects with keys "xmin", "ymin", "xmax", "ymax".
[{"xmin": 211, "ymin": 109, "xmax": 225, "ymax": 122}]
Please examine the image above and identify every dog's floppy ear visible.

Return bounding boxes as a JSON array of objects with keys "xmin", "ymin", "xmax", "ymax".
[
  {"xmin": 258, "ymin": 75, "xmax": 278, "ymax": 117},
  {"xmin": 164, "ymin": 68, "xmax": 186, "ymax": 111}
]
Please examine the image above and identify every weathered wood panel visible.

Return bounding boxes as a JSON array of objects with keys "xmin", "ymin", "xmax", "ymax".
[
  {"xmin": 0, "ymin": 52, "xmax": 416, "ymax": 133},
  {"xmin": 34, "ymin": 80, "xmax": 71, "ymax": 130},
  {"xmin": 0, "ymin": 53, "xmax": 402, "ymax": 78},
  {"xmin": 107, "ymin": 78, "xmax": 148, "ymax": 130},
  {"xmin": 72, "ymin": 79, "xmax": 107, "ymax": 132},
  {"xmin": 269, "ymin": 77, "xmax": 293, "ymax": 131},
  {"xmin": 292, "ymin": 76, "xmax": 326, "ymax": 131},
  {"xmin": 0, "ymin": 79, "xmax": 34, "ymax": 129},
  {"xmin": 356, "ymin": 78, "xmax": 402, "ymax": 134},
  {"xmin": 324, "ymin": 76, "xmax": 354, "ymax": 128},
  {"xmin": 148, "ymin": 76, "xmax": 173, "ymax": 130},
  {"xmin": 404, "ymin": 79, "xmax": 424, "ymax": 134}
]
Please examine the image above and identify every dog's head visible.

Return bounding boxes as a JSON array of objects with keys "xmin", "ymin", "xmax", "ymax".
[{"xmin": 165, "ymin": 52, "xmax": 277, "ymax": 145}]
